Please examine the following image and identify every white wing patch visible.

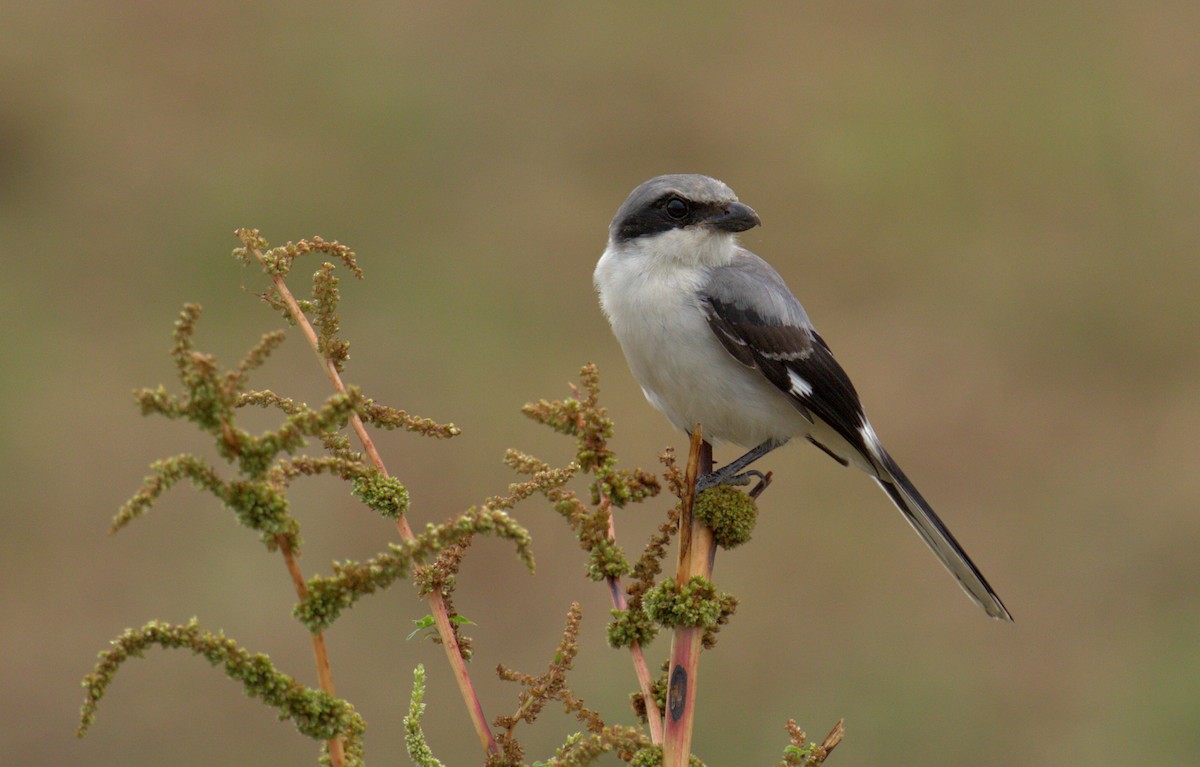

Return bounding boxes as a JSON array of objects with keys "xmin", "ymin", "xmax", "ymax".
[
  {"xmin": 858, "ymin": 420, "xmax": 885, "ymax": 464},
  {"xmin": 787, "ymin": 369, "xmax": 813, "ymax": 397}
]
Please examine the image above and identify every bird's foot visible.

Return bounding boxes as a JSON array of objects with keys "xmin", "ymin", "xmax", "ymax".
[
  {"xmin": 748, "ymin": 470, "xmax": 773, "ymax": 499},
  {"xmin": 691, "ymin": 437, "xmax": 784, "ymax": 495},
  {"xmin": 696, "ymin": 468, "xmax": 766, "ymax": 493}
]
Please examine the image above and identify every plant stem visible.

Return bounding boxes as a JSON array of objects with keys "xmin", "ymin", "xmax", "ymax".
[
  {"xmin": 278, "ymin": 534, "xmax": 345, "ymax": 767},
  {"xmin": 601, "ymin": 500, "xmax": 664, "ymax": 744},
  {"xmin": 662, "ymin": 428, "xmax": 715, "ymax": 767},
  {"xmin": 247, "ymin": 242, "xmax": 500, "ymax": 756}
]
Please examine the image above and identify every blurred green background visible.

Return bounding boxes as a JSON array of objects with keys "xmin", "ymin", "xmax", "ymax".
[{"xmin": 4, "ymin": 3, "xmax": 1198, "ymax": 765}]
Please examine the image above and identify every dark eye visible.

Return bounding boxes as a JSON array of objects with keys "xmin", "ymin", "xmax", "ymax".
[{"xmin": 664, "ymin": 197, "xmax": 689, "ymax": 220}]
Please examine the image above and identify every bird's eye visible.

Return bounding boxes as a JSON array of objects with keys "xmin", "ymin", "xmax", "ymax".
[{"xmin": 664, "ymin": 197, "xmax": 689, "ymax": 220}]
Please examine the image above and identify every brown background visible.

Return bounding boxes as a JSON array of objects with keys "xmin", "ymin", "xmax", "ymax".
[{"xmin": 4, "ymin": 3, "xmax": 1198, "ymax": 765}]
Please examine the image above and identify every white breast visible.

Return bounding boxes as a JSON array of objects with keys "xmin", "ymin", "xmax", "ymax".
[{"xmin": 594, "ymin": 242, "xmax": 811, "ymax": 447}]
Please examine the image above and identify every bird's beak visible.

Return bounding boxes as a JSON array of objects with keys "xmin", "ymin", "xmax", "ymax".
[{"xmin": 708, "ymin": 201, "xmax": 761, "ymax": 233}]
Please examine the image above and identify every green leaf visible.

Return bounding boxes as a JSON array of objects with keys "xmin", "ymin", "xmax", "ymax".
[
  {"xmin": 406, "ymin": 615, "xmax": 436, "ymax": 641},
  {"xmin": 406, "ymin": 614, "xmax": 475, "ymax": 641}
]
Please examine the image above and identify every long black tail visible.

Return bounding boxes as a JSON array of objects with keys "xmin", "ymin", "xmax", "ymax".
[{"xmin": 873, "ymin": 449, "xmax": 1012, "ymax": 621}]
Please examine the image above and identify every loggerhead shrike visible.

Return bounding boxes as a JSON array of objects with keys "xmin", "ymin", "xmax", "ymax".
[{"xmin": 594, "ymin": 174, "xmax": 1011, "ymax": 621}]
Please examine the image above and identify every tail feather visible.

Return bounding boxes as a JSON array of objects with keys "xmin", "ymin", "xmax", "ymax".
[{"xmin": 872, "ymin": 450, "xmax": 1012, "ymax": 621}]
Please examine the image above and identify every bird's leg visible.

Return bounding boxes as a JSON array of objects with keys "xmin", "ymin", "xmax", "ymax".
[{"xmin": 695, "ymin": 438, "xmax": 787, "ymax": 492}]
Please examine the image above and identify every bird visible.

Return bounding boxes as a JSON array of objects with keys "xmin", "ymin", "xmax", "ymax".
[{"xmin": 593, "ymin": 174, "xmax": 1011, "ymax": 621}]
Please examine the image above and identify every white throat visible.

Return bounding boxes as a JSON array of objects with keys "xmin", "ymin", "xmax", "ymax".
[{"xmin": 607, "ymin": 227, "xmax": 739, "ymax": 271}]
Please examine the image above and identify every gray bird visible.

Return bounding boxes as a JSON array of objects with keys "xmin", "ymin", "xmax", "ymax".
[{"xmin": 594, "ymin": 174, "xmax": 1011, "ymax": 621}]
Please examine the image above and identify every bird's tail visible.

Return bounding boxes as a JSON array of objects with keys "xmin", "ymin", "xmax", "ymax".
[{"xmin": 872, "ymin": 448, "xmax": 1012, "ymax": 621}]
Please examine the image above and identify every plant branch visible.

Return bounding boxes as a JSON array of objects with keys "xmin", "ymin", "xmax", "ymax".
[
  {"xmin": 662, "ymin": 427, "xmax": 716, "ymax": 767},
  {"xmin": 241, "ymin": 233, "xmax": 500, "ymax": 756},
  {"xmin": 278, "ymin": 534, "xmax": 345, "ymax": 767},
  {"xmin": 600, "ymin": 498, "xmax": 663, "ymax": 744}
]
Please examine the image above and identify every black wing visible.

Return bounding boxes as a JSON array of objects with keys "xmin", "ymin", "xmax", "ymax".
[
  {"xmin": 700, "ymin": 257, "xmax": 1013, "ymax": 620},
  {"xmin": 702, "ymin": 282, "xmax": 876, "ymax": 468}
]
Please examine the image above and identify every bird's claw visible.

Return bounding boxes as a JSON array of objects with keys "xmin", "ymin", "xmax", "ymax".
[
  {"xmin": 749, "ymin": 470, "xmax": 773, "ymax": 499},
  {"xmin": 696, "ymin": 468, "xmax": 767, "ymax": 493}
]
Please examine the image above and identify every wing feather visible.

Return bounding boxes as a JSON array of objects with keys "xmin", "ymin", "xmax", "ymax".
[
  {"xmin": 700, "ymin": 254, "xmax": 1012, "ymax": 620},
  {"xmin": 702, "ymin": 257, "xmax": 872, "ymax": 459}
]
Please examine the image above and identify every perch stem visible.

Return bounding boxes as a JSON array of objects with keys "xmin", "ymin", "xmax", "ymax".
[{"xmin": 662, "ymin": 428, "xmax": 716, "ymax": 767}]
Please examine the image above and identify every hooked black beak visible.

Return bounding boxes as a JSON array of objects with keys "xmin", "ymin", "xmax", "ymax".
[{"xmin": 708, "ymin": 201, "xmax": 761, "ymax": 233}]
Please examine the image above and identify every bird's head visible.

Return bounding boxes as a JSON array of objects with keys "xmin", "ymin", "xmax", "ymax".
[{"xmin": 607, "ymin": 174, "xmax": 760, "ymax": 267}]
